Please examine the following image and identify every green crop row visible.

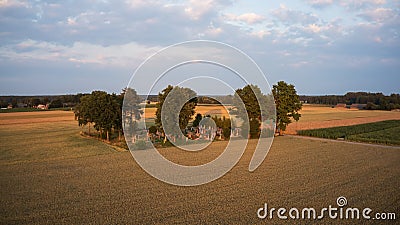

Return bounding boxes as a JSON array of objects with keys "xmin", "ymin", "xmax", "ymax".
[{"xmin": 347, "ymin": 126, "xmax": 400, "ymax": 145}]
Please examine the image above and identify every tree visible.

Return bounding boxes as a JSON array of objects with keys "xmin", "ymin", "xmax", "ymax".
[
  {"xmin": 272, "ymin": 81, "xmax": 302, "ymax": 135},
  {"xmin": 74, "ymin": 94, "xmax": 94, "ymax": 135},
  {"xmin": 155, "ymin": 85, "xmax": 197, "ymax": 136},
  {"xmin": 112, "ymin": 93, "xmax": 123, "ymax": 141},
  {"xmin": 233, "ymin": 84, "xmax": 270, "ymax": 138},
  {"xmin": 93, "ymin": 91, "xmax": 124, "ymax": 142},
  {"xmin": 212, "ymin": 116, "xmax": 231, "ymax": 139},
  {"xmin": 30, "ymin": 98, "xmax": 41, "ymax": 107},
  {"xmin": 49, "ymin": 98, "xmax": 63, "ymax": 109},
  {"xmin": 192, "ymin": 113, "xmax": 202, "ymax": 127},
  {"xmin": 121, "ymin": 88, "xmax": 143, "ymax": 142},
  {"xmin": 122, "ymin": 88, "xmax": 142, "ymax": 121},
  {"xmin": 89, "ymin": 91, "xmax": 110, "ymax": 140}
]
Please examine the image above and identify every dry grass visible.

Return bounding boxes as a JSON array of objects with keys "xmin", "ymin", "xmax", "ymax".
[
  {"xmin": 0, "ymin": 110, "xmax": 74, "ymax": 125},
  {"xmin": 1, "ymin": 110, "xmax": 399, "ymax": 224},
  {"xmin": 0, "ymin": 111, "xmax": 114, "ymax": 164}
]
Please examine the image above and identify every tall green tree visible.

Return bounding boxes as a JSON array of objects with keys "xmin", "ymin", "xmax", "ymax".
[
  {"xmin": 272, "ymin": 81, "xmax": 302, "ymax": 135},
  {"xmin": 90, "ymin": 91, "xmax": 111, "ymax": 140},
  {"xmin": 155, "ymin": 85, "xmax": 197, "ymax": 135},
  {"xmin": 192, "ymin": 113, "xmax": 203, "ymax": 127},
  {"xmin": 233, "ymin": 84, "xmax": 266, "ymax": 138},
  {"xmin": 212, "ymin": 116, "xmax": 231, "ymax": 139},
  {"xmin": 74, "ymin": 94, "xmax": 94, "ymax": 135},
  {"xmin": 121, "ymin": 88, "xmax": 143, "ymax": 140},
  {"xmin": 122, "ymin": 88, "xmax": 143, "ymax": 121},
  {"xmin": 112, "ymin": 93, "xmax": 123, "ymax": 141}
]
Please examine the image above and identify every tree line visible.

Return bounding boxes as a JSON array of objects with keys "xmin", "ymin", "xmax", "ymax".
[
  {"xmin": 300, "ymin": 92, "xmax": 400, "ymax": 110},
  {"xmin": 0, "ymin": 94, "xmax": 86, "ymax": 109}
]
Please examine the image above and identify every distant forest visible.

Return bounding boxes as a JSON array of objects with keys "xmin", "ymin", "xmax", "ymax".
[
  {"xmin": 1, "ymin": 91, "xmax": 399, "ymax": 110},
  {"xmin": 0, "ymin": 94, "xmax": 87, "ymax": 109},
  {"xmin": 300, "ymin": 92, "xmax": 400, "ymax": 110}
]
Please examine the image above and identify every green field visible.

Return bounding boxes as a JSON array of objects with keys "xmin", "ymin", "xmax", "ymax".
[
  {"xmin": 298, "ymin": 120, "xmax": 400, "ymax": 145},
  {"xmin": 1, "ymin": 111, "xmax": 399, "ymax": 224}
]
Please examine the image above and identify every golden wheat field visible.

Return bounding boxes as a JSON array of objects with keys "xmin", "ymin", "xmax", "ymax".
[
  {"xmin": 286, "ymin": 105, "xmax": 400, "ymax": 134},
  {"xmin": 0, "ymin": 110, "xmax": 399, "ymax": 224},
  {"xmin": 143, "ymin": 104, "xmax": 230, "ymax": 119}
]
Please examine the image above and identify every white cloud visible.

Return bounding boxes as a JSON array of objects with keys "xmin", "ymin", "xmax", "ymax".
[
  {"xmin": 306, "ymin": 23, "xmax": 322, "ymax": 33},
  {"xmin": 271, "ymin": 4, "xmax": 319, "ymax": 25},
  {"xmin": 227, "ymin": 13, "xmax": 265, "ymax": 24},
  {"xmin": 339, "ymin": 0, "xmax": 386, "ymax": 10},
  {"xmin": 251, "ymin": 30, "xmax": 271, "ymax": 39},
  {"xmin": 306, "ymin": 0, "xmax": 334, "ymax": 8},
  {"xmin": 307, "ymin": 0, "xmax": 386, "ymax": 9},
  {"xmin": 0, "ymin": 0, "xmax": 29, "ymax": 8},
  {"xmin": 184, "ymin": 0, "xmax": 232, "ymax": 20},
  {"xmin": 358, "ymin": 8, "xmax": 396, "ymax": 23},
  {"xmin": 124, "ymin": 0, "xmax": 161, "ymax": 8},
  {"xmin": 1, "ymin": 39, "xmax": 160, "ymax": 67}
]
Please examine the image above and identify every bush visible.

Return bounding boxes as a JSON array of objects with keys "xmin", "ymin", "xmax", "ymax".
[{"xmin": 148, "ymin": 126, "xmax": 157, "ymax": 135}]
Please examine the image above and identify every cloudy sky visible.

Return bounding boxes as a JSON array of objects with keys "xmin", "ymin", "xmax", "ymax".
[{"xmin": 0, "ymin": 0, "xmax": 399, "ymax": 95}]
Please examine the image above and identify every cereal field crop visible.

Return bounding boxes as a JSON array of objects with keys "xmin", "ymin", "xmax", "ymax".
[{"xmin": 0, "ymin": 110, "xmax": 399, "ymax": 224}]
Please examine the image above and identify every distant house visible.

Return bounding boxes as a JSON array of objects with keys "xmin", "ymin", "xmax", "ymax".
[
  {"xmin": 350, "ymin": 104, "xmax": 367, "ymax": 110},
  {"xmin": 37, "ymin": 104, "xmax": 49, "ymax": 110},
  {"xmin": 335, "ymin": 103, "xmax": 346, "ymax": 108}
]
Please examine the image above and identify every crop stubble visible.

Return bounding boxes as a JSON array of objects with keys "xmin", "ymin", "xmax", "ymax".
[{"xmin": 0, "ymin": 109, "xmax": 399, "ymax": 224}]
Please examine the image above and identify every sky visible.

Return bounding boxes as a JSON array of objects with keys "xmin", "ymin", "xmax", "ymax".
[{"xmin": 0, "ymin": 0, "xmax": 399, "ymax": 96}]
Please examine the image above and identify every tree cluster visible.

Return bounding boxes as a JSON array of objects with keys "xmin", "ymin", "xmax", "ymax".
[
  {"xmin": 74, "ymin": 91, "xmax": 124, "ymax": 141},
  {"xmin": 72, "ymin": 80, "xmax": 302, "ymax": 146}
]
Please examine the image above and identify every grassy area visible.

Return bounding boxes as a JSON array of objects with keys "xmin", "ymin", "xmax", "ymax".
[{"xmin": 298, "ymin": 120, "xmax": 400, "ymax": 145}]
